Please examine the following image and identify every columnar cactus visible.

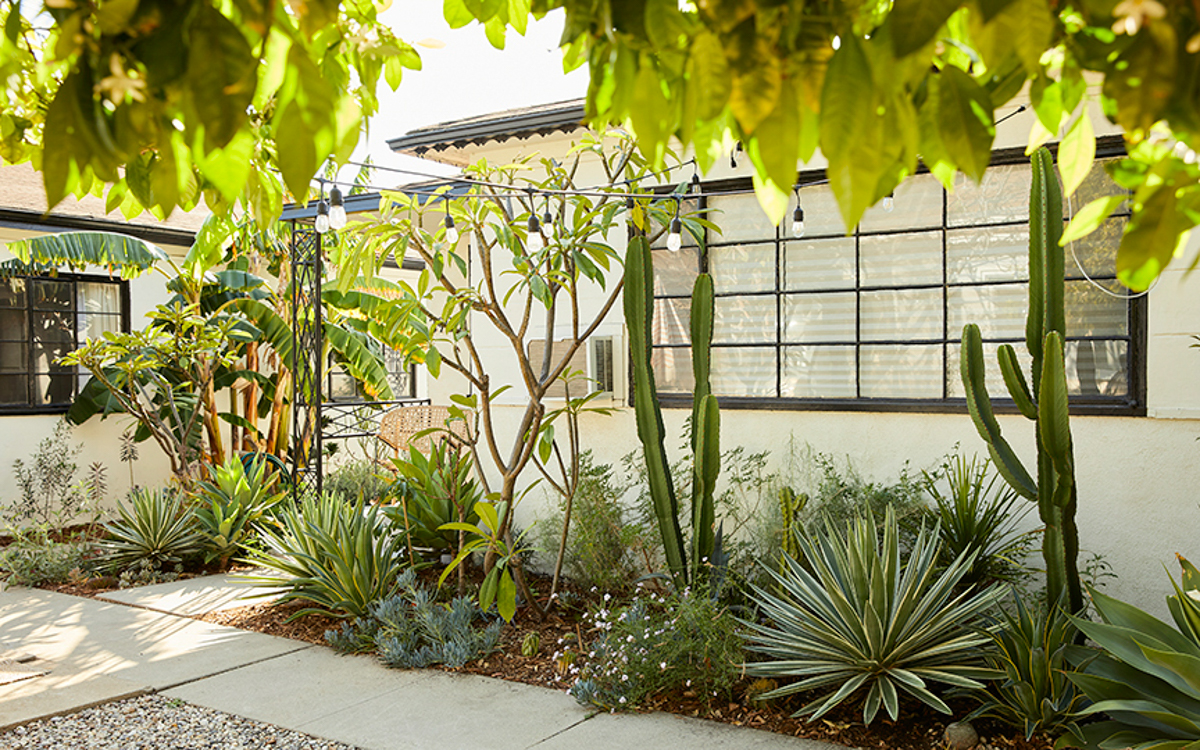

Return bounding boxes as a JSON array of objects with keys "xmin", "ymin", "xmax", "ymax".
[{"xmin": 961, "ymin": 147, "xmax": 1082, "ymax": 615}]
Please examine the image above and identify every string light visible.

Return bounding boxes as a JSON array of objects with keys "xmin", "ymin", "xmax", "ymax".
[
  {"xmin": 444, "ymin": 213, "xmax": 459, "ymax": 244},
  {"xmin": 791, "ymin": 187, "xmax": 805, "ymax": 238},
  {"xmin": 882, "ymin": 191, "xmax": 895, "ymax": 213},
  {"xmin": 527, "ymin": 193, "xmax": 544, "ymax": 252},
  {"xmin": 315, "ymin": 199, "xmax": 331, "ymax": 234},
  {"xmin": 667, "ymin": 199, "xmax": 683, "ymax": 252},
  {"xmin": 329, "ymin": 185, "xmax": 347, "ymax": 230}
]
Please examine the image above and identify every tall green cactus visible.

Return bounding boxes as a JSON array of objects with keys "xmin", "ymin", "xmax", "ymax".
[
  {"xmin": 624, "ymin": 234, "xmax": 720, "ymax": 587},
  {"xmin": 961, "ymin": 147, "xmax": 1082, "ymax": 615}
]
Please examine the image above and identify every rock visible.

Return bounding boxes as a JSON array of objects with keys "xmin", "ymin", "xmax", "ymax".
[{"xmin": 944, "ymin": 721, "xmax": 979, "ymax": 750}]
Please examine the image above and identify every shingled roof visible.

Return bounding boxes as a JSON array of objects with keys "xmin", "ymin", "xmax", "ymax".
[{"xmin": 387, "ymin": 99, "xmax": 586, "ymax": 158}]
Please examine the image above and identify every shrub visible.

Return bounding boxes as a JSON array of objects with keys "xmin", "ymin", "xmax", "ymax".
[
  {"xmin": 743, "ymin": 507, "xmax": 1003, "ymax": 725},
  {"xmin": 0, "ymin": 528, "xmax": 95, "ymax": 586},
  {"xmin": 325, "ymin": 459, "xmax": 393, "ymax": 505},
  {"xmin": 924, "ymin": 452, "xmax": 1035, "ymax": 588},
  {"xmin": 97, "ymin": 489, "xmax": 203, "ymax": 573},
  {"xmin": 326, "ymin": 569, "xmax": 502, "ymax": 668},
  {"xmin": 967, "ymin": 591, "xmax": 1088, "ymax": 739},
  {"xmin": 4, "ymin": 419, "xmax": 104, "ymax": 528},
  {"xmin": 384, "ymin": 442, "xmax": 482, "ymax": 555},
  {"xmin": 568, "ymin": 586, "xmax": 743, "ymax": 711},
  {"xmin": 243, "ymin": 494, "xmax": 406, "ymax": 619},
  {"xmin": 190, "ymin": 454, "xmax": 286, "ymax": 564},
  {"xmin": 538, "ymin": 451, "xmax": 653, "ymax": 592}
]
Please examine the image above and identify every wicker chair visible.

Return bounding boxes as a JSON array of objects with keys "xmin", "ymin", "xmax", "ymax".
[{"xmin": 377, "ymin": 404, "xmax": 470, "ymax": 458}]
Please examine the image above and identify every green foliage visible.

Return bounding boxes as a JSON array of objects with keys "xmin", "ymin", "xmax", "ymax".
[
  {"xmin": 324, "ymin": 459, "xmax": 393, "ymax": 505},
  {"xmin": 244, "ymin": 494, "xmax": 405, "ymax": 619},
  {"xmin": 967, "ymin": 592, "xmax": 1089, "ymax": 739},
  {"xmin": 924, "ymin": 452, "xmax": 1034, "ymax": 588},
  {"xmin": 568, "ymin": 587, "xmax": 743, "ymax": 711},
  {"xmin": 190, "ymin": 454, "xmax": 286, "ymax": 564},
  {"xmin": 801, "ymin": 451, "xmax": 928, "ymax": 534},
  {"xmin": 326, "ymin": 569, "xmax": 502, "ymax": 669},
  {"xmin": 98, "ymin": 489, "xmax": 204, "ymax": 573},
  {"xmin": 625, "ymin": 234, "xmax": 720, "ymax": 588},
  {"xmin": 538, "ymin": 451, "xmax": 654, "ymax": 593},
  {"xmin": 1063, "ymin": 560, "xmax": 1200, "ymax": 750},
  {"xmin": 439, "ymin": 501, "xmax": 534, "ymax": 623},
  {"xmin": 4, "ymin": 420, "xmax": 104, "ymax": 528},
  {"xmin": 2, "ymin": 232, "xmax": 167, "ymax": 280},
  {"xmin": 0, "ymin": 528, "xmax": 96, "ymax": 587},
  {"xmin": 961, "ymin": 148, "xmax": 1083, "ymax": 616},
  {"xmin": 743, "ymin": 507, "xmax": 1003, "ymax": 725},
  {"xmin": 385, "ymin": 443, "xmax": 482, "ymax": 554}
]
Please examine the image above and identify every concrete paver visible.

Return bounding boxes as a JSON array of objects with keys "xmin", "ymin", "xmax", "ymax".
[{"xmin": 97, "ymin": 570, "xmax": 278, "ymax": 616}]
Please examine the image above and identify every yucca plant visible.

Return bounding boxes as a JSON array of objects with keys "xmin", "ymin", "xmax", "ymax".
[
  {"xmin": 967, "ymin": 591, "xmax": 1090, "ymax": 738},
  {"xmin": 98, "ymin": 489, "xmax": 204, "ymax": 573},
  {"xmin": 1062, "ymin": 557, "xmax": 1200, "ymax": 750},
  {"xmin": 743, "ymin": 507, "xmax": 1003, "ymax": 724},
  {"xmin": 242, "ymin": 494, "xmax": 406, "ymax": 619},
  {"xmin": 924, "ymin": 453, "xmax": 1035, "ymax": 589},
  {"xmin": 191, "ymin": 454, "xmax": 287, "ymax": 565}
]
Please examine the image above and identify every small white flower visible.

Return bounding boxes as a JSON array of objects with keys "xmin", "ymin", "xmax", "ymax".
[{"xmin": 1111, "ymin": 0, "xmax": 1166, "ymax": 35}]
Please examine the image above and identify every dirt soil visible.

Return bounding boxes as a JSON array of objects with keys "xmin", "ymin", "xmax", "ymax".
[{"xmin": 200, "ymin": 596, "xmax": 1055, "ymax": 750}]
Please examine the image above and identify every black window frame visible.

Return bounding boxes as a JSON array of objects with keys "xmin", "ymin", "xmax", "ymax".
[
  {"xmin": 644, "ymin": 138, "xmax": 1147, "ymax": 417},
  {"xmin": 0, "ymin": 272, "xmax": 131, "ymax": 415}
]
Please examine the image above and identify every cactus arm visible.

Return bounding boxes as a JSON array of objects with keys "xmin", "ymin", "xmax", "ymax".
[
  {"xmin": 1038, "ymin": 331, "xmax": 1073, "ymax": 474},
  {"xmin": 1028, "ymin": 147, "xmax": 1066, "ymax": 385},
  {"xmin": 962, "ymin": 324, "xmax": 1037, "ymax": 500},
  {"xmin": 690, "ymin": 273, "xmax": 714, "ymax": 452},
  {"xmin": 623, "ymin": 235, "xmax": 688, "ymax": 585},
  {"xmin": 998, "ymin": 344, "xmax": 1037, "ymax": 420},
  {"xmin": 692, "ymin": 393, "xmax": 720, "ymax": 573}
]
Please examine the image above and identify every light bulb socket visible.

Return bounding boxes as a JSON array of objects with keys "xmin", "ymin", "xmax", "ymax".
[
  {"xmin": 315, "ymin": 200, "xmax": 330, "ymax": 234},
  {"xmin": 329, "ymin": 185, "xmax": 344, "ymax": 208},
  {"xmin": 444, "ymin": 214, "xmax": 459, "ymax": 243},
  {"xmin": 791, "ymin": 206, "xmax": 805, "ymax": 237},
  {"xmin": 527, "ymin": 213, "xmax": 540, "ymax": 235}
]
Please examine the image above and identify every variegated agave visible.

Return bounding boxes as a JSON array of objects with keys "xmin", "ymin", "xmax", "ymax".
[{"xmin": 743, "ymin": 506, "xmax": 1003, "ymax": 724}]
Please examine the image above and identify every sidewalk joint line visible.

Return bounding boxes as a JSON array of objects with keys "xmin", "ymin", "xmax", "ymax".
[
  {"xmin": 153, "ymin": 644, "xmax": 313, "ymax": 693},
  {"xmin": 523, "ymin": 711, "xmax": 600, "ymax": 749}
]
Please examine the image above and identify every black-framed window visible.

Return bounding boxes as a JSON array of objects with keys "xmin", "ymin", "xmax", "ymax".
[
  {"xmin": 648, "ymin": 149, "xmax": 1145, "ymax": 414},
  {"xmin": 0, "ymin": 274, "xmax": 129, "ymax": 413},
  {"xmin": 327, "ymin": 347, "xmax": 417, "ymax": 402}
]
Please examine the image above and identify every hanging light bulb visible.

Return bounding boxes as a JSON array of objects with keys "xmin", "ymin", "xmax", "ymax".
[
  {"xmin": 329, "ymin": 185, "xmax": 347, "ymax": 230},
  {"xmin": 527, "ymin": 212, "xmax": 543, "ymax": 252},
  {"xmin": 667, "ymin": 217, "xmax": 683, "ymax": 252},
  {"xmin": 315, "ymin": 200, "xmax": 331, "ymax": 234},
  {"xmin": 791, "ymin": 204, "xmax": 806, "ymax": 238},
  {"xmin": 444, "ymin": 213, "xmax": 459, "ymax": 244},
  {"xmin": 882, "ymin": 191, "xmax": 895, "ymax": 213}
]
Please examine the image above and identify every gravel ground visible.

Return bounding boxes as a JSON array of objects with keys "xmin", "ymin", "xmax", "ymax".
[{"xmin": 0, "ymin": 694, "xmax": 362, "ymax": 749}]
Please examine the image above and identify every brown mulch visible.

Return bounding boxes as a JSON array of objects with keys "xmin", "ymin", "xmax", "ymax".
[{"xmin": 199, "ymin": 596, "xmax": 1055, "ymax": 750}]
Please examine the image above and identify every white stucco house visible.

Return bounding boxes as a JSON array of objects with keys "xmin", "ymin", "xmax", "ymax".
[{"xmin": 374, "ymin": 95, "xmax": 1200, "ymax": 618}]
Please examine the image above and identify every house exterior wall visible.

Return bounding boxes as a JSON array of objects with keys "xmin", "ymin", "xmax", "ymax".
[{"xmin": 416, "ymin": 90, "xmax": 1200, "ymax": 618}]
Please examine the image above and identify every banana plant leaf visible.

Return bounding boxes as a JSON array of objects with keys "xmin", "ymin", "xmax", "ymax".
[{"xmin": 3, "ymin": 231, "xmax": 169, "ymax": 278}]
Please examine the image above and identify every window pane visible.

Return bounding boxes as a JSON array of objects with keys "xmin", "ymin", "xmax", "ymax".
[
  {"xmin": 649, "ymin": 198, "xmax": 700, "ymax": 248},
  {"xmin": 784, "ymin": 237, "xmax": 855, "ymax": 291},
  {"xmin": 78, "ymin": 282, "xmax": 121, "ymax": 314},
  {"xmin": 860, "ymin": 231, "xmax": 941, "ymax": 287},
  {"xmin": 1070, "ymin": 159, "xmax": 1130, "ymax": 215},
  {"xmin": 652, "ymin": 298, "xmax": 690, "ymax": 346},
  {"xmin": 329, "ymin": 370, "xmax": 358, "ymax": 400},
  {"xmin": 861, "ymin": 344, "xmax": 942, "ymax": 398},
  {"xmin": 1065, "ymin": 217, "xmax": 1124, "ymax": 280},
  {"xmin": 948, "ymin": 164, "xmax": 1032, "ymax": 227},
  {"xmin": 783, "ymin": 292, "xmax": 855, "ymax": 342},
  {"xmin": 710, "ymin": 243, "xmax": 775, "ymax": 293},
  {"xmin": 1066, "ymin": 280, "xmax": 1127, "ymax": 337},
  {"xmin": 946, "ymin": 342, "xmax": 1033, "ymax": 398},
  {"xmin": 948, "ymin": 284, "xmax": 1028, "ymax": 340},
  {"xmin": 0, "ymin": 341, "xmax": 25, "ymax": 373},
  {"xmin": 714, "ymin": 296, "xmax": 776, "ymax": 344},
  {"xmin": 707, "ymin": 194, "xmax": 778, "ymax": 243},
  {"xmin": 860, "ymin": 174, "xmax": 943, "ymax": 233},
  {"xmin": 0, "ymin": 375, "xmax": 26, "ymax": 404},
  {"xmin": 0, "ymin": 279, "xmax": 25, "ymax": 307},
  {"xmin": 0, "ymin": 308, "xmax": 27, "ymax": 339},
  {"xmin": 795, "ymin": 183, "xmax": 849, "ymax": 237},
  {"xmin": 861, "ymin": 289, "xmax": 942, "ymax": 341},
  {"xmin": 782, "ymin": 346, "xmax": 855, "ymax": 398},
  {"xmin": 651, "ymin": 247, "xmax": 698, "ymax": 296},
  {"xmin": 1067, "ymin": 340, "xmax": 1128, "ymax": 397},
  {"xmin": 711, "ymin": 347, "xmax": 775, "ymax": 396},
  {"xmin": 31, "ymin": 279, "xmax": 71, "ymax": 310},
  {"xmin": 79, "ymin": 313, "xmax": 121, "ymax": 342},
  {"xmin": 947, "ymin": 226, "xmax": 1029, "ymax": 283},
  {"xmin": 32, "ymin": 341, "xmax": 71, "ymax": 373},
  {"xmin": 31, "ymin": 312, "xmax": 74, "ymax": 344},
  {"xmin": 651, "ymin": 347, "xmax": 693, "ymax": 393},
  {"xmin": 32, "ymin": 373, "xmax": 74, "ymax": 405}
]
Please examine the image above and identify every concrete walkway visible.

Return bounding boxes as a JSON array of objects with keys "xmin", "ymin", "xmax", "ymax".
[{"xmin": 0, "ymin": 576, "xmax": 839, "ymax": 750}]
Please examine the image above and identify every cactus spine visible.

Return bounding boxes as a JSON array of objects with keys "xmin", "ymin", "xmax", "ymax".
[
  {"xmin": 624, "ymin": 234, "xmax": 720, "ymax": 588},
  {"xmin": 961, "ymin": 146, "xmax": 1082, "ymax": 615}
]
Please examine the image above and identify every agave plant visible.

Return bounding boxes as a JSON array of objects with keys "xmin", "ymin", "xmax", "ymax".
[
  {"xmin": 1063, "ymin": 557, "xmax": 1200, "ymax": 750},
  {"xmin": 98, "ymin": 489, "xmax": 204, "ymax": 573},
  {"xmin": 924, "ymin": 453, "xmax": 1035, "ymax": 588},
  {"xmin": 743, "ymin": 506, "xmax": 1003, "ymax": 724},
  {"xmin": 190, "ymin": 454, "xmax": 287, "ymax": 565},
  {"xmin": 242, "ymin": 494, "xmax": 406, "ymax": 619},
  {"xmin": 967, "ymin": 591, "xmax": 1091, "ymax": 738}
]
